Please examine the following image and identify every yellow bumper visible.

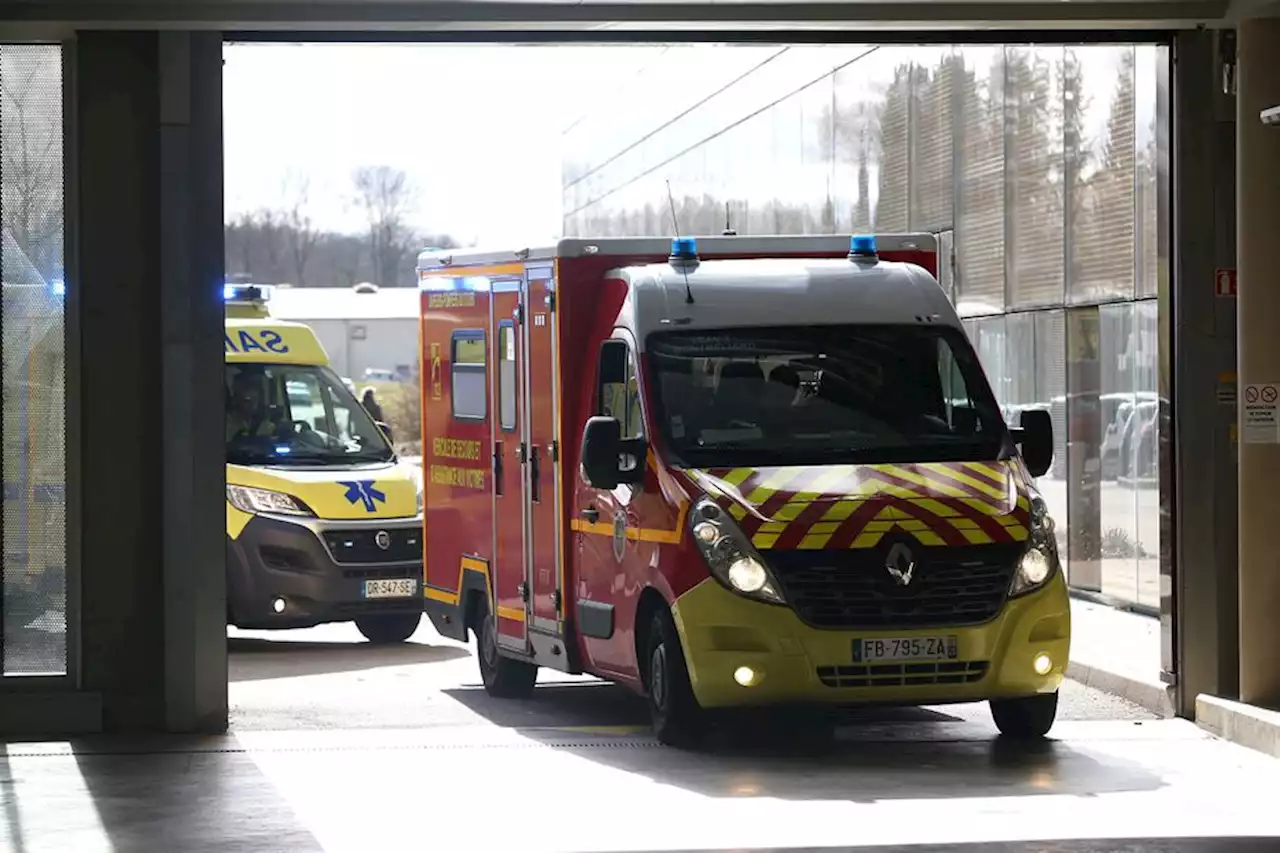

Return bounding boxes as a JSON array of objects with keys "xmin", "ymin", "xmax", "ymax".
[{"xmin": 670, "ymin": 573, "xmax": 1070, "ymax": 709}]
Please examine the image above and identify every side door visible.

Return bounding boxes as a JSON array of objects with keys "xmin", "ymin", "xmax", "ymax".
[
  {"xmin": 574, "ymin": 336, "xmax": 647, "ymax": 677},
  {"xmin": 490, "ymin": 279, "xmax": 528, "ymax": 652},
  {"xmin": 524, "ymin": 267, "xmax": 564, "ymax": 644}
]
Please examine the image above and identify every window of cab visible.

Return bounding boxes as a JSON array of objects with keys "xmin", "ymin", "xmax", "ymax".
[
  {"xmin": 644, "ymin": 323, "xmax": 1004, "ymax": 466},
  {"xmin": 225, "ymin": 363, "xmax": 392, "ymax": 466}
]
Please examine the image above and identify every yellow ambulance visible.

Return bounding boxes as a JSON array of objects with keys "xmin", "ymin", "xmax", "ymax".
[{"xmin": 224, "ymin": 284, "xmax": 424, "ymax": 643}]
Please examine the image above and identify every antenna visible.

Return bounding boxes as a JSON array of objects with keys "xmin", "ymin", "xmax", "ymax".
[
  {"xmin": 723, "ymin": 202, "xmax": 737, "ymax": 237},
  {"xmin": 665, "ymin": 180, "xmax": 695, "ymax": 305}
]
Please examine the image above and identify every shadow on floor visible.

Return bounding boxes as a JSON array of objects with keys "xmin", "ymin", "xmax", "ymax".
[
  {"xmin": 443, "ymin": 682, "xmax": 1164, "ymax": 803},
  {"xmin": 228, "ymin": 635, "xmax": 468, "ymax": 682},
  {"xmin": 441, "ymin": 678, "xmax": 964, "ymax": 732}
]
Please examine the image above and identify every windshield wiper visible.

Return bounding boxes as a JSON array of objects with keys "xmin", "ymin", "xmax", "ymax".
[{"xmin": 342, "ymin": 449, "xmax": 395, "ymax": 462}]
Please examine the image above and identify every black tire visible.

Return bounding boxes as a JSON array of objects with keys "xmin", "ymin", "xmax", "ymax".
[
  {"xmin": 646, "ymin": 607, "xmax": 706, "ymax": 748},
  {"xmin": 476, "ymin": 612, "xmax": 538, "ymax": 698},
  {"xmin": 990, "ymin": 691, "xmax": 1059, "ymax": 739},
  {"xmin": 355, "ymin": 612, "xmax": 422, "ymax": 644}
]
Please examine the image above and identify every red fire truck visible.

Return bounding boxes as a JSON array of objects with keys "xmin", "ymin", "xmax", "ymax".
[{"xmin": 417, "ymin": 234, "xmax": 1068, "ymax": 746}]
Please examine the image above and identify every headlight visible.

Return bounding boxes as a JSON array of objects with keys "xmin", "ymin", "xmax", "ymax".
[
  {"xmin": 1009, "ymin": 496, "xmax": 1059, "ymax": 597},
  {"xmin": 226, "ymin": 485, "xmax": 313, "ymax": 517},
  {"xmin": 688, "ymin": 497, "xmax": 785, "ymax": 605}
]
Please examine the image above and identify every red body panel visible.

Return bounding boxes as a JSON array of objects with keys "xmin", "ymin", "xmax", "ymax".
[
  {"xmin": 421, "ymin": 288, "xmax": 495, "ymax": 609},
  {"xmin": 490, "ymin": 284, "xmax": 527, "ymax": 646},
  {"xmin": 526, "ymin": 273, "xmax": 560, "ymax": 628}
]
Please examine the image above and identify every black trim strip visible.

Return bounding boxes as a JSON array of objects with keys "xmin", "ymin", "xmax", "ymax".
[{"xmin": 224, "ymin": 30, "xmax": 1181, "ymax": 45}]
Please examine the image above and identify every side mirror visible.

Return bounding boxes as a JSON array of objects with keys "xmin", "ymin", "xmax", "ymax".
[
  {"xmin": 377, "ymin": 421, "xmax": 394, "ymax": 443},
  {"xmin": 581, "ymin": 416, "xmax": 623, "ymax": 490},
  {"xmin": 1015, "ymin": 409, "xmax": 1053, "ymax": 478}
]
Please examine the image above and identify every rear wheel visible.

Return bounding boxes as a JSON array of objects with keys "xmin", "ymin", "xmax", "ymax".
[
  {"xmin": 355, "ymin": 612, "xmax": 421, "ymax": 644},
  {"xmin": 477, "ymin": 612, "xmax": 538, "ymax": 698},
  {"xmin": 646, "ymin": 608, "xmax": 706, "ymax": 748},
  {"xmin": 990, "ymin": 691, "xmax": 1058, "ymax": 739}
]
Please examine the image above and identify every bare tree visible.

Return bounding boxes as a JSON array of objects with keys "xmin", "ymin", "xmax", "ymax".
[
  {"xmin": 225, "ymin": 208, "xmax": 289, "ymax": 282},
  {"xmin": 2, "ymin": 47, "xmax": 63, "ymax": 281},
  {"xmin": 352, "ymin": 165, "xmax": 418, "ymax": 287},
  {"xmin": 280, "ymin": 171, "xmax": 320, "ymax": 287}
]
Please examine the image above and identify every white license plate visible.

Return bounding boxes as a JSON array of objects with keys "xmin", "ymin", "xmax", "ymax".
[
  {"xmin": 363, "ymin": 579, "xmax": 418, "ymax": 599},
  {"xmin": 854, "ymin": 636, "xmax": 958, "ymax": 663}
]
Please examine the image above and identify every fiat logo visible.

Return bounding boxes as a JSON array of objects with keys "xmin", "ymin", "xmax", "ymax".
[{"xmin": 374, "ymin": 530, "xmax": 392, "ymax": 551}]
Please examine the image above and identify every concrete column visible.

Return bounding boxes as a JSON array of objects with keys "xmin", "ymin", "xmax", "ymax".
[
  {"xmin": 1237, "ymin": 15, "xmax": 1280, "ymax": 706},
  {"xmin": 1171, "ymin": 30, "xmax": 1239, "ymax": 715},
  {"xmin": 158, "ymin": 31, "xmax": 228, "ymax": 733},
  {"xmin": 76, "ymin": 31, "xmax": 226, "ymax": 732}
]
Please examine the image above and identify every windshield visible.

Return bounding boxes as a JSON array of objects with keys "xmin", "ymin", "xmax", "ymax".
[
  {"xmin": 225, "ymin": 362, "xmax": 394, "ymax": 466},
  {"xmin": 646, "ymin": 324, "xmax": 1008, "ymax": 467}
]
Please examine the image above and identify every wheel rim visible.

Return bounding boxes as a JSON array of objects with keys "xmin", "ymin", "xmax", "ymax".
[{"xmin": 650, "ymin": 644, "xmax": 668, "ymax": 713}]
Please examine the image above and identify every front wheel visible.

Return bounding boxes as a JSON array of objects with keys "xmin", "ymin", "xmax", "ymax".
[
  {"xmin": 647, "ymin": 608, "xmax": 706, "ymax": 748},
  {"xmin": 355, "ymin": 612, "xmax": 421, "ymax": 644},
  {"xmin": 477, "ymin": 612, "xmax": 538, "ymax": 698},
  {"xmin": 990, "ymin": 691, "xmax": 1058, "ymax": 739}
]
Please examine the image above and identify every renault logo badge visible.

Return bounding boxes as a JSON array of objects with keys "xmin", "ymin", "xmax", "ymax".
[
  {"xmin": 885, "ymin": 542, "xmax": 915, "ymax": 587},
  {"xmin": 374, "ymin": 530, "xmax": 392, "ymax": 551}
]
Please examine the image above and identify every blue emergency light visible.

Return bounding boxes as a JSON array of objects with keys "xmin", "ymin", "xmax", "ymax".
[
  {"xmin": 669, "ymin": 237, "xmax": 699, "ymax": 262},
  {"xmin": 223, "ymin": 282, "xmax": 273, "ymax": 302},
  {"xmin": 50, "ymin": 278, "xmax": 65, "ymax": 297},
  {"xmin": 849, "ymin": 234, "xmax": 878, "ymax": 259}
]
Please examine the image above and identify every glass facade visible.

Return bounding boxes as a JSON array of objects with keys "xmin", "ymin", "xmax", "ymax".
[
  {"xmin": 563, "ymin": 42, "xmax": 1169, "ymax": 612},
  {"xmin": 2, "ymin": 45, "xmax": 68, "ymax": 675}
]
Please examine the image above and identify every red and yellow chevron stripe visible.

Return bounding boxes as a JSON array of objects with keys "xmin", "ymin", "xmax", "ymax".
[{"xmin": 689, "ymin": 461, "xmax": 1031, "ymax": 551}]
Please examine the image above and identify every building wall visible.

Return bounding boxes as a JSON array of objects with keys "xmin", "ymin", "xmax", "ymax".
[
  {"xmin": 290, "ymin": 317, "xmax": 419, "ymax": 383},
  {"xmin": 563, "ymin": 42, "xmax": 1170, "ymax": 613}
]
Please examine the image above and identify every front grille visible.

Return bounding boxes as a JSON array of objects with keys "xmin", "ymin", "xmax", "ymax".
[
  {"xmin": 818, "ymin": 660, "xmax": 989, "ymax": 688},
  {"xmin": 259, "ymin": 545, "xmax": 306, "ymax": 572},
  {"xmin": 767, "ymin": 543, "xmax": 1021, "ymax": 630},
  {"xmin": 342, "ymin": 566, "xmax": 421, "ymax": 580},
  {"xmin": 322, "ymin": 526, "xmax": 422, "ymax": 564}
]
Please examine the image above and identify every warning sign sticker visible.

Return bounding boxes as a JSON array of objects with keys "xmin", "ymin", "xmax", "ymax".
[{"xmin": 1243, "ymin": 383, "xmax": 1280, "ymax": 443}]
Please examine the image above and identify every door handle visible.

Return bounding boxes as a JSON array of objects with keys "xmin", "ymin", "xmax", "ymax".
[
  {"xmin": 580, "ymin": 508, "xmax": 599, "ymax": 523},
  {"xmin": 530, "ymin": 445, "xmax": 541, "ymax": 504},
  {"xmin": 493, "ymin": 440, "xmax": 504, "ymax": 497}
]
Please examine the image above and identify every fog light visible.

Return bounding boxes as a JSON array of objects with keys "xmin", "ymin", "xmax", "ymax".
[
  {"xmin": 1033, "ymin": 653, "xmax": 1053, "ymax": 675},
  {"xmin": 733, "ymin": 666, "xmax": 757, "ymax": 687},
  {"xmin": 272, "ymin": 597, "xmax": 287, "ymax": 614}
]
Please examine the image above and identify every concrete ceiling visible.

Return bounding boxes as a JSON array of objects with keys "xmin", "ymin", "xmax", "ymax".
[{"xmin": 0, "ymin": 0, "xmax": 1248, "ymax": 35}]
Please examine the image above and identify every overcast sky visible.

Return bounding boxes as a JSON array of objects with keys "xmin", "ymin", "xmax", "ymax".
[
  {"xmin": 222, "ymin": 43, "xmax": 639, "ymax": 247},
  {"xmin": 223, "ymin": 42, "xmax": 1145, "ymax": 246}
]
